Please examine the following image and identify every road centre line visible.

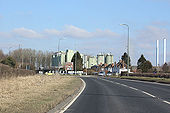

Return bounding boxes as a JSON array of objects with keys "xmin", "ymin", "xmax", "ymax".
[
  {"xmin": 141, "ymin": 91, "xmax": 156, "ymax": 98},
  {"xmin": 100, "ymin": 78, "xmax": 170, "ymax": 105},
  {"xmin": 163, "ymin": 100, "xmax": 170, "ymax": 105}
]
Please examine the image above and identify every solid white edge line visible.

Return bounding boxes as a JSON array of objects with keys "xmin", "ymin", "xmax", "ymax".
[{"xmin": 59, "ymin": 78, "xmax": 86, "ymax": 113}]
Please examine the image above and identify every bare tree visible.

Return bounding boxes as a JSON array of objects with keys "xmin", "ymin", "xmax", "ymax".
[{"xmin": 0, "ymin": 49, "xmax": 5, "ymax": 61}]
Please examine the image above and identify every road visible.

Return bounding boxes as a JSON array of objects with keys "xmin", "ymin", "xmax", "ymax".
[{"xmin": 64, "ymin": 76, "xmax": 170, "ymax": 113}]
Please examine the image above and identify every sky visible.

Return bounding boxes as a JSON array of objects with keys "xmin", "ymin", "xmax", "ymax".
[{"xmin": 0, "ymin": 0, "xmax": 170, "ymax": 66}]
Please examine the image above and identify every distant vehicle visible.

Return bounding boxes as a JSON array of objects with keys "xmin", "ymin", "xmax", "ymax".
[
  {"xmin": 107, "ymin": 72, "xmax": 112, "ymax": 76},
  {"xmin": 98, "ymin": 71, "xmax": 105, "ymax": 76},
  {"xmin": 92, "ymin": 72, "xmax": 98, "ymax": 75}
]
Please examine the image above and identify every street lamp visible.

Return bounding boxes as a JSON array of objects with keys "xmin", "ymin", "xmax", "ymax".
[
  {"xmin": 57, "ymin": 37, "xmax": 66, "ymax": 72},
  {"xmin": 120, "ymin": 24, "xmax": 130, "ymax": 76},
  {"xmin": 8, "ymin": 47, "xmax": 12, "ymax": 56}
]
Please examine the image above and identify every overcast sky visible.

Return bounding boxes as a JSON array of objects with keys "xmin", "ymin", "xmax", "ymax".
[{"xmin": 0, "ymin": 0, "xmax": 170, "ymax": 66}]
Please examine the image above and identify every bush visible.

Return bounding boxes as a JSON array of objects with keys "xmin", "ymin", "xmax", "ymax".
[
  {"xmin": 0, "ymin": 63, "xmax": 35, "ymax": 78},
  {"xmin": 1, "ymin": 56, "xmax": 16, "ymax": 67}
]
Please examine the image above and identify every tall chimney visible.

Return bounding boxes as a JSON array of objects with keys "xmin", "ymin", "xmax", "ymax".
[
  {"xmin": 156, "ymin": 40, "xmax": 159, "ymax": 67},
  {"xmin": 163, "ymin": 38, "xmax": 167, "ymax": 64}
]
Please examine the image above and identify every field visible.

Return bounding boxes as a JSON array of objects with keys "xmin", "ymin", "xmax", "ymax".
[{"xmin": 0, "ymin": 74, "xmax": 82, "ymax": 113}]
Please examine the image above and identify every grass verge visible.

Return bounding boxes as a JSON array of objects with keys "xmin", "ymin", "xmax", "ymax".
[
  {"xmin": 108, "ymin": 75, "xmax": 170, "ymax": 84},
  {"xmin": 0, "ymin": 74, "xmax": 82, "ymax": 113}
]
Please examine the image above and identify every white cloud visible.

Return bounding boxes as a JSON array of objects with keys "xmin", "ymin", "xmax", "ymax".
[
  {"xmin": 44, "ymin": 25, "xmax": 118, "ymax": 38},
  {"xmin": 134, "ymin": 24, "xmax": 170, "ymax": 65},
  {"xmin": 0, "ymin": 25, "xmax": 119, "ymax": 39},
  {"xmin": 12, "ymin": 28, "xmax": 43, "ymax": 38},
  {"xmin": 136, "ymin": 25, "xmax": 169, "ymax": 42}
]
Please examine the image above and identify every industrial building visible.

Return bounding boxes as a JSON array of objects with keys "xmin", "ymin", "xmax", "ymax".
[
  {"xmin": 52, "ymin": 49, "xmax": 114, "ymax": 70},
  {"xmin": 51, "ymin": 51, "xmax": 66, "ymax": 67},
  {"xmin": 66, "ymin": 49, "xmax": 75, "ymax": 62},
  {"xmin": 97, "ymin": 53, "xmax": 105, "ymax": 65},
  {"xmin": 156, "ymin": 38, "xmax": 167, "ymax": 66},
  {"xmin": 88, "ymin": 56, "xmax": 97, "ymax": 68},
  {"xmin": 83, "ymin": 55, "xmax": 88, "ymax": 68},
  {"xmin": 105, "ymin": 53, "xmax": 114, "ymax": 65}
]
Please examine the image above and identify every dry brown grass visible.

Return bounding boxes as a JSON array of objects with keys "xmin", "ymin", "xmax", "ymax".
[
  {"xmin": 0, "ymin": 63, "xmax": 35, "ymax": 79},
  {"xmin": 0, "ymin": 74, "xmax": 82, "ymax": 113}
]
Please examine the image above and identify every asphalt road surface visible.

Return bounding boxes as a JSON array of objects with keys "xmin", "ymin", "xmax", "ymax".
[{"xmin": 64, "ymin": 76, "xmax": 170, "ymax": 113}]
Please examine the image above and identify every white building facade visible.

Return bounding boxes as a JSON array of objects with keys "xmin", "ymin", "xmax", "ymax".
[
  {"xmin": 88, "ymin": 56, "xmax": 97, "ymax": 68},
  {"xmin": 97, "ymin": 54, "xmax": 105, "ymax": 65},
  {"xmin": 105, "ymin": 53, "xmax": 113, "ymax": 65}
]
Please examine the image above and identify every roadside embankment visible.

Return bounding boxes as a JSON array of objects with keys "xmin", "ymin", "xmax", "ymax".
[
  {"xmin": 0, "ymin": 74, "xmax": 82, "ymax": 113},
  {"xmin": 0, "ymin": 63, "xmax": 35, "ymax": 78},
  {"xmin": 108, "ymin": 74, "xmax": 170, "ymax": 84},
  {"xmin": 119, "ymin": 76, "xmax": 170, "ymax": 84}
]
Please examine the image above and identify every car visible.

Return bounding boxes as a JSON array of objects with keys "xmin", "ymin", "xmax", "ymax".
[
  {"xmin": 92, "ymin": 72, "xmax": 98, "ymax": 75},
  {"xmin": 98, "ymin": 71, "xmax": 105, "ymax": 76},
  {"xmin": 107, "ymin": 72, "xmax": 112, "ymax": 76}
]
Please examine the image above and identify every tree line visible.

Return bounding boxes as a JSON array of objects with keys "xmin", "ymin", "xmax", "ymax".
[
  {"xmin": 121, "ymin": 52, "xmax": 169, "ymax": 73},
  {"xmin": 0, "ymin": 49, "xmax": 53, "ymax": 70}
]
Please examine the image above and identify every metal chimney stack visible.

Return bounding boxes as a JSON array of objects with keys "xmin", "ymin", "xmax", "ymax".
[
  {"xmin": 163, "ymin": 38, "xmax": 167, "ymax": 64},
  {"xmin": 156, "ymin": 40, "xmax": 159, "ymax": 67}
]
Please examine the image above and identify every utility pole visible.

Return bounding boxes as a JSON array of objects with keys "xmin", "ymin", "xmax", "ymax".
[
  {"xmin": 58, "ymin": 37, "xmax": 66, "ymax": 72},
  {"xmin": 120, "ymin": 24, "xmax": 130, "ymax": 76},
  {"xmin": 75, "ymin": 42, "xmax": 77, "ymax": 75}
]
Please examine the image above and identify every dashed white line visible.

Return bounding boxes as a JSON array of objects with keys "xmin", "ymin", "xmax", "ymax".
[
  {"xmin": 141, "ymin": 91, "xmax": 156, "ymax": 98},
  {"xmin": 128, "ymin": 86, "xmax": 138, "ymax": 91},
  {"xmin": 101, "ymin": 78, "xmax": 170, "ymax": 106},
  {"xmin": 163, "ymin": 100, "xmax": 170, "ymax": 105}
]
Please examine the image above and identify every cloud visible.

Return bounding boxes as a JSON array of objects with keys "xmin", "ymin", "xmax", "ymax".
[
  {"xmin": 44, "ymin": 25, "xmax": 118, "ymax": 38},
  {"xmin": 12, "ymin": 28, "xmax": 43, "ymax": 38},
  {"xmin": 0, "ymin": 25, "xmax": 119, "ymax": 39},
  {"xmin": 134, "ymin": 24, "xmax": 170, "ymax": 65},
  {"xmin": 151, "ymin": 21, "xmax": 170, "ymax": 26},
  {"xmin": 136, "ymin": 25, "xmax": 169, "ymax": 43}
]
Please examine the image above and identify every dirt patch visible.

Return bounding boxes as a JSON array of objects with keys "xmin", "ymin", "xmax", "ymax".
[{"xmin": 0, "ymin": 74, "xmax": 82, "ymax": 113}]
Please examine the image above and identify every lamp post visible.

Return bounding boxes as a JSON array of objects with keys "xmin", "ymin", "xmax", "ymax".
[
  {"xmin": 120, "ymin": 24, "xmax": 130, "ymax": 76},
  {"xmin": 57, "ymin": 37, "xmax": 66, "ymax": 72},
  {"xmin": 8, "ymin": 47, "xmax": 12, "ymax": 56}
]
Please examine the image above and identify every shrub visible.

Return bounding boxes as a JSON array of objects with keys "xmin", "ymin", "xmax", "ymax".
[{"xmin": 1, "ymin": 56, "xmax": 16, "ymax": 67}]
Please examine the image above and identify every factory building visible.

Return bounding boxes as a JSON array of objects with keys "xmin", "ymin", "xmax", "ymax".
[
  {"xmin": 83, "ymin": 55, "xmax": 88, "ymax": 68},
  {"xmin": 105, "ymin": 53, "xmax": 114, "ymax": 65},
  {"xmin": 88, "ymin": 56, "xmax": 97, "ymax": 68},
  {"xmin": 51, "ymin": 51, "xmax": 66, "ymax": 67},
  {"xmin": 97, "ymin": 54, "xmax": 105, "ymax": 65},
  {"xmin": 66, "ymin": 49, "xmax": 75, "ymax": 62}
]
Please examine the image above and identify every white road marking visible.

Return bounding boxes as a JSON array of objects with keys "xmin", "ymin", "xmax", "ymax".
[
  {"xmin": 163, "ymin": 100, "xmax": 170, "ymax": 105},
  {"xmin": 121, "ymin": 78, "xmax": 170, "ymax": 86},
  {"xmin": 128, "ymin": 86, "xmax": 138, "ymax": 91},
  {"xmin": 141, "ymin": 91, "xmax": 156, "ymax": 98},
  {"xmin": 101, "ymin": 78, "xmax": 170, "ymax": 106},
  {"xmin": 120, "ymin": 84, "xmax": 128, "ymax": 87},
  {"xmin": 59, "ymin": 78, "xmax": 86, "ymax": 113}
]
